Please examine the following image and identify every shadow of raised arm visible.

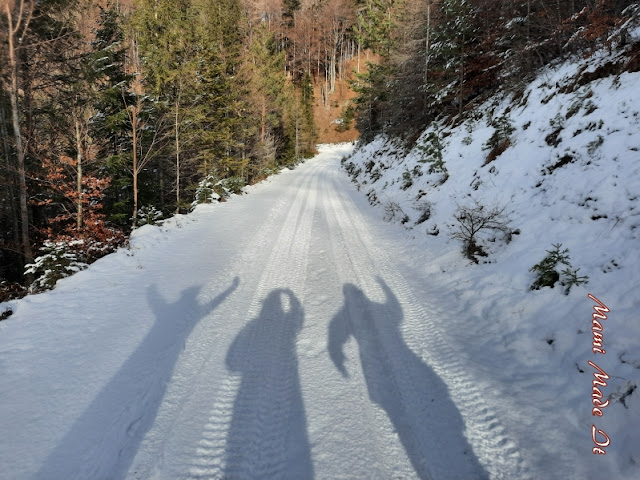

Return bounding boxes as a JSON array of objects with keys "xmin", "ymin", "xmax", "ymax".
[
  {"xmin": 328, "ymin": 305, "xmax": 351, "ymax": 377},
  {"xmin": 201, "ymin": 276, "xmax": 240, "ymax": 314}
]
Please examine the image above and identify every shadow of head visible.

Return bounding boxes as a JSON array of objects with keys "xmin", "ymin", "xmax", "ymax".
[
  {"xmin": 342, "ymin": 283, "xmax": 363, "ymax": 299},
  {"xmin": 262, "ymin": 289, "xmax": 303, "ymax": 329}
]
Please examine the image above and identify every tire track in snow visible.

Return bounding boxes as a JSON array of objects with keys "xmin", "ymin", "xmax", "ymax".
[
  {"xmin": 324, "ymin": 166, "xmax": 532, "ymax": 480},
  {"xmin": 128, "ymin": 168, "xmax": 316, "ymax": 480},
  {"xmin": 187, "ymin": 166, "xmax": 319, "ymax": 479},
  {"xmin": 323, "ymin": 174, "xmax": 437, "ymax": 480},
  {"xmin": 310, "ymin": 171, "xmax": 411, "ymax": 478}
]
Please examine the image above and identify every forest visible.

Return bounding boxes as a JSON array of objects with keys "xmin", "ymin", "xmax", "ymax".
[{"xmin": 1, "ymin": 0, "xmax": 636, "ymax": 297}]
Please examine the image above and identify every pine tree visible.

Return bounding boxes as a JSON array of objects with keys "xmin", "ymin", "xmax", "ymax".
[
  {"xmin": 427, "ymin": 0, "xmax": 479, "ymax": 116},
  {"xmin": 247, "ymin": 22, "xmax": 289, "ymax": 172},
  {"xmin": 133, "ymin": 0, "xmax": 202, "ymax": 212},
  {"xmin": 90, "ymin": 5, "xmax": 136, "ymax": 226}
]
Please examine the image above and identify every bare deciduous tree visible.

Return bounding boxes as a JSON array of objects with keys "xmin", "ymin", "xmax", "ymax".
[
  {"xmin": 451, "ymin": 198, "xmax": 513, "ymax": 263},
  {"xmin": 2, "ymin": 0, "xmax": 34, "ymax": 265}
]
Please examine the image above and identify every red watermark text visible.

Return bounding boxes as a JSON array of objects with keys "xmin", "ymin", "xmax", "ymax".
[{"xmin": 587, "ymin": 294, "xmax": 611, "ymax": 455}]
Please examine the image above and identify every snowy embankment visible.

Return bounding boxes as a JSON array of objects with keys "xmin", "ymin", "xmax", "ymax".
[{"xmin": 344, "ymin": 45, "xmax": 640, "ymax": 476}]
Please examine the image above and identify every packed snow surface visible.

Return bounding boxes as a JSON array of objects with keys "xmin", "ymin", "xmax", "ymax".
[{"xmin": 0, "ymin": 137, "xmax": 637, "ymax": 478}]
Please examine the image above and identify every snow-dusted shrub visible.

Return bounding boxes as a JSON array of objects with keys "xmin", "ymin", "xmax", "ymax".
[
  {"xmin": 483, "ymin": 115, "xmax": 515, "ymax": 164},
  {"xmin": 545, "ymin": 114, "xmax": 565, "ymax": 147},
  {"xmin": 218, "ymin": 176, "xmax": 246, "ymax": 196},
  {"xmin": 257, "ymin": 166, "xmax": 280, "ymax": 178},
  {"xmin": 25, "ymin": 240, "xmax": 89, "ymax": 293},
  {"xmin": 343, "ymin": 160, "xmax": 360, "ymax": 179},
  {"xmin": 451, "ymin": 198, "xmax": 513, "ymax": 263},
  {"xmin": 0, "ymin": 307, "xmax": 12, "ymax": 321},
  {"xmin": 414, "ymin": 200, "xmax": 432, "ymax": 225},
  {"xmin": 135, "ymin": 206, "xmax": 164, "ymax": 226},
  {"xmin": 417, "ymin": 125, "xmax": 448, "ymax": 176},
  {"xmin": 193, "ymin": 174, "xmax": 222, "ymax": 206},
  {"xmin": 192, "ymin": 174, "xmax": 247, "ymax": 209},
  {"xmin": 336, "ymin": 105, "xmax": 354, "ymax": 132},
  {"xmin": 366, "ymin": 189, "xmax": 380, "ymax": 206},
  {"xmin": 587, "ymin": 135, "xmax": 604, "ymax": 155},
  {"xmin": 383, "ymin": 201, "xmax": 409, "ymax": 224},
  {"xmin": 401, "ymin": 170, "xmax": 413, "ymax": 190},
  {"xmin": 0, "ymin": 281, "xmax": 27, "ymax": 303},
  {"xmin": 530, "ymin": 243, "xmax": 589, "ymax": 294},
  {"xmin": 529, "ymin": 243, "xmax": 568, "ymax": 290}
]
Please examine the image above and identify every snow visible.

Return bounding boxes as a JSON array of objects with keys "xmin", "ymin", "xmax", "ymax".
[
  {"xmin": 1, "ymin": 51, "xmax": 639, "ymax": 480},
  {"xmin": 344, "ymin": 48, "xmax": 640, "ymax": 479}
]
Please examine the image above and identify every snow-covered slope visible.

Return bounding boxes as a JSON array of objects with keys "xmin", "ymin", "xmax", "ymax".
[{"xmin": 344, "ymin": 47, "xmax": 640, "ymax": 476}]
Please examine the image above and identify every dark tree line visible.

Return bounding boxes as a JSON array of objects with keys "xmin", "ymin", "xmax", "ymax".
[{"xmin": 350, "ymin": 0, "xmax": 638, "ymax": 142}]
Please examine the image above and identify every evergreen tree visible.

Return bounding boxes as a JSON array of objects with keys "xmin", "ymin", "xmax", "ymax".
[
  {"xmin": 90, "ymin": 4, "xmax": 136, "ymax": 226},
  {"xmin": 133, "ymin": 0, "xmax": 202, "ymax": 212},
  {"xmin": 283, "ymin": 0, "xmax": 301, "ymax": 25},
  {"xmin": 350, "ymin": 0, "xmax": 398, "ymax": 140},
  {"xmin": 247, "ymin": 22, "xmax": 289, "ymax": 172},
  {"xmin": 195, "ymin": 0, "xmax": 249, "ymax": 181},
  {"xmin": 427, "ymin": 0, "xmax": 479, "ymax": 116}
]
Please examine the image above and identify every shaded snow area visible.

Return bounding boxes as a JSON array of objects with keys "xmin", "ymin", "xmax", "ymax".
[{"xmin": 344, "ymin": 52, "xmax": 640, "ymax": 478}]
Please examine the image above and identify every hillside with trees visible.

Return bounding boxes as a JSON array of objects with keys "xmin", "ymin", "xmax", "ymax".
[{"xmin": 2, "ymin": 0, "xmax": 638, "ymax": 297}]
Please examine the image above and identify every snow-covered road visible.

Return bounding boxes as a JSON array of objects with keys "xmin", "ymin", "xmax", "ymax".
[{"xmin": 3, "ymin": 145, "xmax": 533, "ymax": 479}]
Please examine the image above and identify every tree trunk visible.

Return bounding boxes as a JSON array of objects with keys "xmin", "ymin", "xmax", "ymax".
[
  {"xmin": 74, "ymin": 110, "xmax": 83, "ymax": 232},
  {"xmin": 295, "ymin": 107, "xmax": 300, "ymax": 159},
  {"xmin": 261, "ymin": 97, "xmax": 267, "ymax": 142},
  {"xmin": 131, "ymin": 104, "xmax": 139, "ymax": 226},
  {"xmin": 424, "ymin": 0, "xmax": 431, "ymax": 110},
  {"xmin": 458, "ymin": 30, "xmax": 465, "ymax": 117},
  {"xmin": 175, "ymin": 96, "xmax": 180, "ymax": 213},
  {"xmin": 4, "ymin": 1, "xmax": 33, "ymax": 265},
  {"xmin": 0, "ymin": 104, "xmax": 21, "ymax": 266}
]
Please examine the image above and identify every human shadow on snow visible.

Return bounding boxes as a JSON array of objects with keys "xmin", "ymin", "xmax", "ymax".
[
  {"xmin": 35, "ymin": 277, "xmax": 239, "ymax": 480},
  {"xmin": 225, "ymin": 289, "xmax": 313, "ymax": 479},
  {"xmin": 328, "ymin": 277, "xmax": 489, "ymax": 480}
]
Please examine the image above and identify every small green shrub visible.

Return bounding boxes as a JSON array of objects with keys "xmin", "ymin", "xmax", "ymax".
[
  {"xmin": 587, "ymin": 135, "xmax": 604, "ymax": 155},
  {"xmin": 560, "ymin": 267, "xmax": 589, "ymax": 294},
  {"xmin": 192, "ymin": 173, "xmax": 246, "ymax": 209},
  {"xmin": 135, "ymin": 206, "xmax": 164, "ymax": 226},
  {"xmin": 484, "ymin": 115, "xmax": 515, "ymax": 151},
  {"xmin": 218, "ymin": 176, "xmax": 246, "ymax": 196},
  {"xmin": 530, "ymin": 243, "xmax": 589, "ymax": 294},
  {"xmin": 417, "ymin": 124, "xmax": 448, "ymax": 176},
  {"xmin": 193, "ymin": 174, "xmax": 222, "ymax": 207},
  {"xmin": 401, "ymin": 170, "xmax": 413, "ymax": 190},
  {"xmin": 335, "ymin": 105, "xmax": 355, "ymax": 132},
  {"xmin": 483, "ymin": 115, "xmax": 515, "ymax": 164}
]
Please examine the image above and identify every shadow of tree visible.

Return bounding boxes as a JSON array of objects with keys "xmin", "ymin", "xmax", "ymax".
[
  {"xmin": 225, "ymin": 289, "xmax": 313, "ymax": 479},
  {"xmin": 328, "ymin": 277, "xmax": 488, "ymax": 480},
  {"xmin": 35, "ymin": 277, "xmax": 239, "ymax": 480}
]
